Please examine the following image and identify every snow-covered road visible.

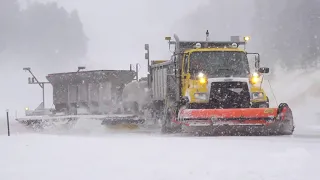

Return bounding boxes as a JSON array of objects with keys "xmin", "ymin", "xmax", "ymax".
[
  {"xmin": 0, "ymin": 117, "xmax": 320, "ymax": 180},
  {"xmin": 1, "ymin": 129, "xmax": 320, "ymax": 180}
]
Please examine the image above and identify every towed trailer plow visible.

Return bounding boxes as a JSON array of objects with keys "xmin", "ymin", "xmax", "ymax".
[{"xmin": 18, "ymin": 66, "xmax": 152, "ymax": 131}]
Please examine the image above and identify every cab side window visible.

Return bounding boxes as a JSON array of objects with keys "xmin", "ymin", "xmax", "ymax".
[{"xmin": 183, "ymin": 54, "xmax": 189, "ymax": 73}]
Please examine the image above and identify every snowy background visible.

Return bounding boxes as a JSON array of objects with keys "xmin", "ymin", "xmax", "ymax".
[{"xmin": 1, "ymin": 0, "xmax": 320, "ymax": 180}]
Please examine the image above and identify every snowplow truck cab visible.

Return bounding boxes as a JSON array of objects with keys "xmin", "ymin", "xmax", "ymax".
[
  {"xmin": 172, "ymin": 40, "xmax": 263, "ymax": 109},
  {"xmin": 148, "ymin": 33, "xmax": 294, "ymax": 135}
]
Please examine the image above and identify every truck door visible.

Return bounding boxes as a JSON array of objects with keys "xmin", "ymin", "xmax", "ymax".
[{"xmin": 182, "ymin": 53, "xmax": 190, "ymax": 97}]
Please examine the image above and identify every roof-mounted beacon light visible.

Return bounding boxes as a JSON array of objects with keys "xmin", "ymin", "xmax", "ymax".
[
  {"xmin": 244, "ymin": 36, "xmax": 250, "ymax": 42},
  {"xmin": 165, "ymin": 36, "xmax": 171, "ymax": 41}
]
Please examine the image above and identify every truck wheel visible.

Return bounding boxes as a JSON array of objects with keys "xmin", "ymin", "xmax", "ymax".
[
  {"xmin": 161, "ymin": 107, "xmax": 181, "ymax": 134},
  {"xmin": 161, "ymin": 108, "xmax": 171, "ymax": 134},
  {"xmin": 161, "ymin": 120, "xmax": 174, "ymax": 134}
]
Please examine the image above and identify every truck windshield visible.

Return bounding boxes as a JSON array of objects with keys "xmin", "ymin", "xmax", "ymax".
[{"xmin": 189, "ymin": 51, "xmax": 250, "ymax": 78}]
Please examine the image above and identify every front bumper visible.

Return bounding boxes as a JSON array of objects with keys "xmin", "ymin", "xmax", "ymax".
[{"xmin": 251, "ymin": 101, "xmax": 269, "ymax": 108}]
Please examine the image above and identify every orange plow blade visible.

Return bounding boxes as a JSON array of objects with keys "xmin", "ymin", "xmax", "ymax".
[
  {"xmin": 176, "ymin": 103, "xmax": 294, "ymax": 135},
  {"xmin": 178, "ymin": 108, "xmax": 277, "ymax": 126}
]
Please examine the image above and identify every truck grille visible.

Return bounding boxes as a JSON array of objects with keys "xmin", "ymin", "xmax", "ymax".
[{"xmin": 209, "ymin": 81, "xmax": 250, "ymax": 108}]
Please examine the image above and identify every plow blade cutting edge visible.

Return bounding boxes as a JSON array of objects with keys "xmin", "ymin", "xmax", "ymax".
[
  {"xmin": 177, "ymin": 103, "xmax": 294, "ymax": 135},
  {"xmin": 16, "ymin": 114, "xmax": 145, "ymax": 130}
]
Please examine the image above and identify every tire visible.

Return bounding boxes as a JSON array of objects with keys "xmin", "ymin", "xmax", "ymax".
[
  {"xmin": 161, "ymin": 106, "xmax": 182, "ymax": 134},
  {"xmin": 161, "ymin": 108, "xmax": 173, "ymax": 134}
]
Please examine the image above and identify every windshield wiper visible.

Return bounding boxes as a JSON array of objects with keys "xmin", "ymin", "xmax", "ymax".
[{"xmin": 217, "ymin": 68, "xmax": 232, "ymax": 71}]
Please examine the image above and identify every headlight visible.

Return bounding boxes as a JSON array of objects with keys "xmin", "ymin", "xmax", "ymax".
[
  {"xmin": 194, "ymin": 93, "xmax": 208, "ymax": 100},
  {"xmin": 251, "ymin": 92, "xmax": 264, "ymax": 100},
  {"xmin": 197, "ymin": 72, "xmax": 207, "ymax": 84},
  {"xmin": 250, "ymin": 72, "xmax": 260, "ymax": 84},
  {"xmin": 251, "ymin": 76, "xmax": 259, "ymax": 84},
  {"xmin": 199, "ymin": 77, "xmax": 207, "ymax": 84}
]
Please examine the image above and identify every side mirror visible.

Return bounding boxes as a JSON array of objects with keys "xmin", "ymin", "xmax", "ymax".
[
  {"xmin": 145, "ymin": 44, "xmax": 149, "ymax": 50},
  {"xmin": 254, "ymin": 56, "xmax": 260, "ymax": 68},
  {"xmin": 258, "ymin": 67, "xmax": 269, "ymax": 73}
]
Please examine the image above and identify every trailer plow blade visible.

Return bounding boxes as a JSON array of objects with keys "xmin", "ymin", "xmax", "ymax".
[
  {"xmin": 16, "ymin": 114, "xmax": 146, "ymax": 131},
  {"xmin": 16, "ymin": 115, "xmax": 79, "ymax": 131},
  {"xmin": 177, "ymin": 103, "xmax": 294, "ymax": 136}
]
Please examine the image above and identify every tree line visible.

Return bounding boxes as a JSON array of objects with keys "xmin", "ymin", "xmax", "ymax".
[{"xmin": 0, "ymin": 0, "xmax": 88, "ymax": 70}]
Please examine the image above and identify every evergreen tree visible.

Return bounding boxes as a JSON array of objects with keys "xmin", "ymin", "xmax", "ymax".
[
  {"xmin": 0, "ymin": 0, "xmax": 20, "ymax": 53},
  {"xmin": 0, "ymin": 1, "xmax": 88, "ymax": 71}
]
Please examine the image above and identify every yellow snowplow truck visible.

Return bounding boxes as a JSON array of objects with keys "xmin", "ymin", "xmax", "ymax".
[{"xmin": 145, "ymin": 31, "xmax": 294, "ymax": 136}]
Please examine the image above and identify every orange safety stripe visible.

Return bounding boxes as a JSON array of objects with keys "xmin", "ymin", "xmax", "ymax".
[{"xmin": 179, "ymin": 108, "xmax": 278, "ymax": 118}]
